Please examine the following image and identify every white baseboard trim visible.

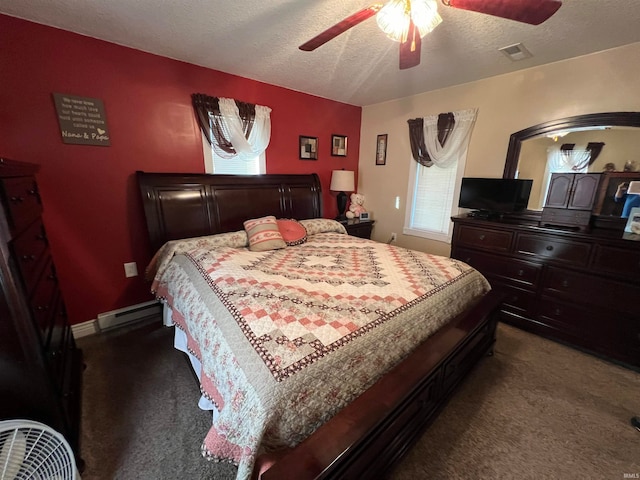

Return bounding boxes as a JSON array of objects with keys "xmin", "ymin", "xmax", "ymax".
[
  {"xmin": 71, "ymin": 319, "xmax": 100, "ymax": 339},
  {"xmin": 72, "ymin": 300, "xmax": 162, "ymax": 339},
  {"xmin": 97, "ymin": 300, "xmax": 162, "ymax": 332}
]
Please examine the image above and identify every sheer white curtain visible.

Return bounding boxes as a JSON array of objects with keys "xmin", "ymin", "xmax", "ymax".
[
  {"xmin": 404, "ymin": 107, "xmax": 478, "ymax": 242},
  {"xmin": 212, "ymin": 98, "xmax": 272, "ymax": 162},
  {"xmin": 541, "ymin": 148, "xmax": 591, "ymax": 201},
  {"xmin": 547, "ymin": 148, "xmax": 591, "ymax": 173},
  {"xmin": 423, "ymin": 108, "xmax": 478, "ymax": 168}
]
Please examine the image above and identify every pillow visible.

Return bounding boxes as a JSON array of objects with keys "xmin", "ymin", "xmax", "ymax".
[
  {"xmin": 298, "ymin": 218, "xmax": 347, "ymax": 236},
  {"xmin": 244, "ymin": 216, "xmax": 287, "ymax": 252},
  {"xmin": 277, "ymin": 219, "xmax": 307, "ymax": 246}
]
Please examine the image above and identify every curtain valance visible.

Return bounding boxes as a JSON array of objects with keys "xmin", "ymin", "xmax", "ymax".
[
  {"xmin": 408, "ymin": 109, "xmax": 477, "ymax": 168},
  {"xmin": 192, "ymin": 93, "xmax": 271, "ymax": 161}
]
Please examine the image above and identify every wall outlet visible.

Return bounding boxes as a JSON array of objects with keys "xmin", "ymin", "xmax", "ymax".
[
  {"xmin": 390, "ymin": 232, "xmax": 397, "ymax": 242},
  {"xmin": 124, "ymin": 262, "xmax": 138, "ymax": 278}
]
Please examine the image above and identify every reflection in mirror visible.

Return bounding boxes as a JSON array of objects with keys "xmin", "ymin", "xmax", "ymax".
[
  {"xmin": 517, "ymin": 126, "xmax": 640, "ymax": 211},
  {"xmin": 503, "ymin": 113, "xmax": 640, "ymax": 228}
]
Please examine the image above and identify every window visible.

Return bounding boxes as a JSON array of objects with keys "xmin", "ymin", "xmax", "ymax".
[
  {"xmin": 192, "ymin": 94, "xmax": 271, "ymax": 175},
  {"xmin": 403, "ymin": 108, "xmax": 477, "ymax": 243},
  {"xmin": 403, "ymin": 153, "xmax": 467, "ymax": 243},
  {"xmin": 202, "ymin": 134, "xmax": 265, "ymax": 174}
]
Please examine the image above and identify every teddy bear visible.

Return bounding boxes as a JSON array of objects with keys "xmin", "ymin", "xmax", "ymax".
[{"xmin": 346, "ymin": 192, "xmax": 366, "ymax": 219}]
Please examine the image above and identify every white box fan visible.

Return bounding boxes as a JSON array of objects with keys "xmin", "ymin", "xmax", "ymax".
[{"xmin": 0, "ymin": 420, "xmax": 79, "ymax": 480}]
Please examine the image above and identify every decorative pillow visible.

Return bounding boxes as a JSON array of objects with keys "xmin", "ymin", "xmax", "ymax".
[
  {"xmin": 277, "ymin": 219, "xmax": 308, "ymax": 246},
  {"xmin": 244, "ymin": 216, "xmax": 287, "ymax": 252},
  {"xmin": 298, "ymin": 218, "xmax": 347, "ymax": 236}
]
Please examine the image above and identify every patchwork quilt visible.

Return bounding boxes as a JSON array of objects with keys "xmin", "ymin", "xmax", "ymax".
[{"xmin": 150, "ymin": 219, "xmax": 490, "ymax": 480}]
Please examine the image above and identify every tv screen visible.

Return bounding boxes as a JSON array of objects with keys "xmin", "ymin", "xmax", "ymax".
[{"xmin": 458, "ymin": 178, "xmax": 533, "ymax": 216}]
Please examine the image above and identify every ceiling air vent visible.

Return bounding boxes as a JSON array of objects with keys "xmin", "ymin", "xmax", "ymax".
[{"xmin": 499, "ymin": 43, "xmax": 532, "ymax": 61}]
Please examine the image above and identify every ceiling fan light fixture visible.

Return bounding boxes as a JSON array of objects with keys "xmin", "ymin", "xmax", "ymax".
[{"xmin": 376, "ymin": 0, "xmax": 442, "ymax": 43}]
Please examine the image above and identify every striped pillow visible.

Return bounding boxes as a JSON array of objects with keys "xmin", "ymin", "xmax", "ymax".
[{"xmin": 244, "ymin": 216, "xmax": 287, "ymax": 252}]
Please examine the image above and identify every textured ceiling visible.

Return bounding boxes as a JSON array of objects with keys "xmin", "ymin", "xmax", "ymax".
[{"xmin": 2, "ymin": 0, "xmax": 640, "ymax": 106}]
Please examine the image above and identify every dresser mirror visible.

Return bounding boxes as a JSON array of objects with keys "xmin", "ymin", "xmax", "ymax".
[{"xmin": 502, "ymin": 112, "xmax": 640, "ymax": 227}]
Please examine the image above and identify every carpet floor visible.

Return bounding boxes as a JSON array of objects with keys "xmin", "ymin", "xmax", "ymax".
[{"xmin": 77, "ymin": 320, "xmax": 640, "ymax": 480}]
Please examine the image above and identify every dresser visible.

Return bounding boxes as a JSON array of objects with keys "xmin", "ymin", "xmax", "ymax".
[
  {"xmin": 0, "ymin": 158, "xmax": 83, "ymax": 462},
  {"xmin": 451, "ymin": 215, "xmax": 639, "ymax": 369}
]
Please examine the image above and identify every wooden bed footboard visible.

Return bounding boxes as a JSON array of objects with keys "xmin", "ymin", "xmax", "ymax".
[{"xmin": 258, "ymin": 289, "xmax": 502, "ymax": 480}]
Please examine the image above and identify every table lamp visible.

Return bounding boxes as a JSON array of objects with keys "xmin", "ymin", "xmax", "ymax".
[{"xmin": 330, "ymin": 170, "xmax": 355, "ymax": 220}]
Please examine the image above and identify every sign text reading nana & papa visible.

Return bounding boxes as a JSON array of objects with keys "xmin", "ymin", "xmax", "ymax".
[{"xmin": 53, "ymin": 93, "xmax": 111, "ymax": 146}]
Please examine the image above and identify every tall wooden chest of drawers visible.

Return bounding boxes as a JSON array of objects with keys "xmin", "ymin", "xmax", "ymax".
[
  {"xmin": 451, "ymin": 215, "xmax": 640, "ymax": 369},
  {"xmin": 0, "ymin": 157, "xmax": 83, "ymax": 463}
]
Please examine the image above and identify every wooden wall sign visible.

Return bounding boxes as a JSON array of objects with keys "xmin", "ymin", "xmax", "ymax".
[{"xmin": 52, "ymin": 93, "xmax": 111, "ymax": 146}]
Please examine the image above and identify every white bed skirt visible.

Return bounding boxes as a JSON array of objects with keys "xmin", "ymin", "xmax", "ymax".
[{"xmin": 164, "ymin": 303, "xmax": 219, "ymax": 420}]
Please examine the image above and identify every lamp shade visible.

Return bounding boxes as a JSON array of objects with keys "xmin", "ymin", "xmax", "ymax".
[{"xmin": 330, "ymin": 170, "xmax": 355, "ymax": 192}]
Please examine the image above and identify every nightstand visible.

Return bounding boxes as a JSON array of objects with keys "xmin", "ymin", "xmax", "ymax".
[{"xmin": 341, "ymin": 219, "xmax": 375, "ymax": 239}]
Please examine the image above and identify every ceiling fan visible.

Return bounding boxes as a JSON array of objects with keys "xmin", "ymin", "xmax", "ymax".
[{"xmin": 299, "ymin": 0, "xmax": 562, "ymax": 70}]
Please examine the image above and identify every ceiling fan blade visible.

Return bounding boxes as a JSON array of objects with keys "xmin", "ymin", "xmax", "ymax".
[
  {"xmin": 445, "ymin": 0, "xmax": 562, "ymax": 25},
  {"xmin": 299, "ymin": 4, "xmax": 383, "ymax": 51},
  {"xmin": 399, "ymin": 19, "xmax": 421, "ymax": 70}
]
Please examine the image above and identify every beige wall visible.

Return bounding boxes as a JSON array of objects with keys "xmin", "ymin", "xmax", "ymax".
[{"xmin": 358, "ymin": 42, "xmax": 640, "ymax": 256}]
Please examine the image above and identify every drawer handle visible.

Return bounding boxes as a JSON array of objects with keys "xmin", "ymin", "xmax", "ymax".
[
  {"xmin": 509, "ymin": 295, "xmax": 519, "ymax": 303},
  {"xmin": 561, "ymin": 280, "xmax": 569, "ymax": 288},
  {"xmin": 21, "ymin": 254, "xmax": 36, "ymax": 261},
  {"xmin": 28, "ymin": 189, "xmax": 38, "ymax": 196},
  {"xmin": 546, "ymin": 245, "xmax": 554, "ymax": 251},
  {"xmin": 36, "ymin": 305, "xmax": 49, "ymax": 311},
  {"xmin": 554, "ymin": 308, "xmax": 562, "ymax": 316},
  {"xmin": 478, "ymin": 235, "xmax": 486, "ymax": 241},
  {"xmin": 464, "ymin": 257, "xmax": 471, "ymax": 263},
  {"xmin": 10, "ymin": 196, "xmax": 24, "ymax": 203},
  {"xmin": 48, "ymin": 273, "xmax": 57, "ymax": 281},
  {"xmin": 517, "ymin": 269, "xmax": 525, "ymax": 277}
]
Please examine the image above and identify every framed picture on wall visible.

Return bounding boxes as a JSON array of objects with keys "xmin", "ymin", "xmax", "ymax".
[
  {"xmin": 376, "ymin": 134, "xmax": 387, "ymax": 165},
  {"xmin": 331, "ymin": 134, "xmax": 347, "ymax": 157},
  {"xmin": 299, "ymin": 135, "xmax": 318, "ymax": 160}
]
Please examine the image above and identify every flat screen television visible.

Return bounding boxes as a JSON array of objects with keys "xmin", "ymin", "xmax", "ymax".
[{"xmin": 458, "ymin": 177, "xmax": 533, "ymax": 217}]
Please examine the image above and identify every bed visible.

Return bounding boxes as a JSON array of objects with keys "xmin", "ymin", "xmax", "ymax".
[{"xmin": 137, "ymin": 171, "xmax": 502, "ymax": 480}]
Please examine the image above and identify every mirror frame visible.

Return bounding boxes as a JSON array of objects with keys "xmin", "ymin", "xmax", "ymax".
[{"xmin": 502, "ymin": 112, "xmax": 640, "ymax": 226}]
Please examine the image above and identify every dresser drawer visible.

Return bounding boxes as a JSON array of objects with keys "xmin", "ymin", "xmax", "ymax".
[
  {"xmin": 455, "ymin": 248, "xmax": 540, "ymax": 289},
  {"xmin": 30, "ymin": 262, "xmax": 59, "ymax": 346},
  {"xmin": 613, "ymin": 316, "xmax": 640, "ymax": 360},
  {"xmin": 536, "ymin": 297, "xmax": 598, "ymax": 340},
  {"xmin": 47, "ymin": 299, "xmax": 70, "ymax": 389},
  {"xmin": 493, "ymin": 282, "xmax": 537, "ymax": 317},
  {"xmin": 47, "ymin": 297, "xmax": 68, "ymax": 359},
  {"xmin": 455, "ymin": 225, "xmax": 513, "ymax": 253},
  {"xmin": 516, "ymin": 233, "xmax": 591, "ymax": 266},
  {"xmin": 11, "ymin": 219, "xmax": 49, "ymax": 294},
  {"xmin": 592, "ymin": 244, "xmax": 640, "ymax": 278},
  {"xmin": 1, "ymin": 176, "xmax": 42, "ymax": 234},
  {"xmin": 537, "ymin": 297, "xmax": 638, "ymax": 362},
  {"xmin": 543, "ymin": 266, "xmax": 639, "ymax": 314},
  {"xmin": 540, "ymin": 208, "xmax": 591, "ymax": 227}
]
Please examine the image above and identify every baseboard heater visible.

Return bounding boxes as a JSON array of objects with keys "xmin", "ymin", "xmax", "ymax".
[{"xmin": 96, "ymin": 300, "xmax": 161, "ymax": 332}]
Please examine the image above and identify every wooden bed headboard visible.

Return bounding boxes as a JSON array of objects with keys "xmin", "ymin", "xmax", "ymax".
[{"xmin": 136, "ymin": 171, "xmax": 323, "ymax": 252}]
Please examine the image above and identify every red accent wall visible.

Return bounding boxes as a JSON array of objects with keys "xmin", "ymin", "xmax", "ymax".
[{"xmin": 0, "ymin": 15, "xmax": 362, "ymax": 325}]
